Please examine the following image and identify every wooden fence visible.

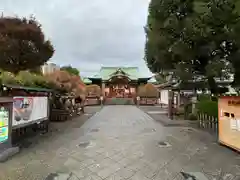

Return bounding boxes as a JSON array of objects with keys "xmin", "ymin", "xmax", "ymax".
[{"xmin": 198, "ymin": 112, "xmax": 218, "ymax": 133}]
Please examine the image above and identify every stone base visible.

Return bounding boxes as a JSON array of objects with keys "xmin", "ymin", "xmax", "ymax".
[{"xmin": 0, "ymin": 146, "xmax": 20, "ymax": 162}]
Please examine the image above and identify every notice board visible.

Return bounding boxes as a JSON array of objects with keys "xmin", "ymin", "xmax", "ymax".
[
  {"xmin": 218, "ymin": 96, "xmax": 240, "ymax": 152},
  {"xmin": 12, "ymin": 96, "xmax": 48, "ymax": 128}
]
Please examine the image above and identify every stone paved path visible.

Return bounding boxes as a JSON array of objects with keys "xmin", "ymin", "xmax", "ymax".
[{"xmin": 1, "ymin": 106, "xmax": 240, "ymax": 180}]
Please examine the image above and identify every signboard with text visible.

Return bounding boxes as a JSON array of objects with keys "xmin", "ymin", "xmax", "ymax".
[{"xmin": 0, "ymin": 107, "xmax": 9, "ymax": 143}]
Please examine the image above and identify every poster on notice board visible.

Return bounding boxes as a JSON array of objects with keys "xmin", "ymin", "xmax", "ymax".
[
  {"xmin": 0, "ymin": 107, "xmax": 9, "ymax": 143},
  {"xmin": 12, "ymin": 96, "xmax": 48, "ymax": 127}
]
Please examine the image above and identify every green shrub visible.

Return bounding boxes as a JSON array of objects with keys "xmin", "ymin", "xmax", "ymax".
[
  {"xmin": 198, "ymin": 94, "xmax": 211, "ymax": 101},
  {"xmin": 196, "ymin": 99, "xmax": 218, "ymax": 117},
  {"xmin": 16, "ymin": 71, "xmax": 35, "ymax": 86},
  {"xmin": 32, "ymin": 75, "xmax": 49, "ymax": 88},
  {"xmin": 0, "ymin": 72, "xmax": 18, "ymax": 85},
  {"xmin": 188, "ymin": 113, "xmax": 198, "ymax": 120},
  {"xmin": 211, "ymin": 96, "xmax": 218, "ymax": 101},
  {"xmin": 0, "ymin": 70, "xmax": 55, "ymax": 90}
]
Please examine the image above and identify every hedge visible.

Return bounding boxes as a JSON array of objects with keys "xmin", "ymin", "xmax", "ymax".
[
  {"xmin": 0, "ymin": 70, "xmax": 86, "ymax": 96},
  {"xmin": 196, "ymin": 99, "xmax": 218, "ymax": 117}
]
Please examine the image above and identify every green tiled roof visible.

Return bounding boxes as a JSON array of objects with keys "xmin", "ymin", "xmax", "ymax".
[
  {"xmin": 2, "ymin": 84, "xmax": 53, "ymax": 92},
  {"xmin": 82, "ymin": 77, "xmax": 92, "ymax": 84},
  {"xmin": 91, "ymin": 67, "xmax": 148, "ymax": 80},
  {"xmin": 148, "ymin": 77, "xmax": 157, "ymax": 83}
]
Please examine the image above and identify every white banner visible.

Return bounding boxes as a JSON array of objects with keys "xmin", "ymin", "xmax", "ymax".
[{"xmin": 12, "ymin": 96, "xmax": 48, "ymax": 127}]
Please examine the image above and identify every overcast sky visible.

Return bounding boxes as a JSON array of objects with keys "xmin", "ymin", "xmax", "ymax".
[{"xmin": 0, "ymin": 0, "xmax": 152, "ymax": 77}]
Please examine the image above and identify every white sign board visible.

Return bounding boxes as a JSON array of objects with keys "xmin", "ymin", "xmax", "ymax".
[{"xmin": 12, "ymin": 96, "xmax": 48, "ymax": 127}]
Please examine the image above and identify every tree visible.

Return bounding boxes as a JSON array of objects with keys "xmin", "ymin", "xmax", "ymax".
[
  {"xmin": 137, "ymin": 83, "xmax": 158, "ymax": 98},
  {"xmin": 145, "ymin": 0, "xmax": 198, "ymax": 79},
  {"xmin": 16, "ymin": 71, "xmax": 36, "ymax": 86},
  {"xmin": 29, "ymin": 66, "xmax": 42, "ymax": 75},
  {"xmin": 0, "ymin": 69, "xmax": 56, "ymax": 89},
  {"xmin": 60, "ymin": 65, "xmax": 79, "ymax": 76},
  {"xmin": 46, "ymin": 70, "xmax": 73, "ymax": 91},
  {"xmin": 145, "ymin": 0, "xmax": 240, "ymax": 94},
  {"xmin": 46, "ymin": 70, "xmax": 86, "ymax": 96},
  {"xmin": 0, "ymin": 71, "xmax": 18, "ymax": 85},
  {"xmin": 70, "ymin": 75, "xmax": 86, "ymax": 98},
  {"xmin": 86, "ymin": 85, "xmax": 101, "ymax": 97},
  {"xmin": 0, "ymin": 16, "xmax": 54, "ymax": 74},
  {"xmin": 154, "ymin": 74, "xmax": 166, "ymax": 84}
]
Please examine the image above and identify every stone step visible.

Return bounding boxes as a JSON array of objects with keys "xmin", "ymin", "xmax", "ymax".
[{"xmin": 104, "ymin": 98, "xmax": 135, "ymax": 105}]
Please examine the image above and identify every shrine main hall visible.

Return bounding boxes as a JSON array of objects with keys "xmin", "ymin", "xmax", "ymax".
[{"xmin": 83, "ymin": 67, "xmax": 155, "ymax": 98}]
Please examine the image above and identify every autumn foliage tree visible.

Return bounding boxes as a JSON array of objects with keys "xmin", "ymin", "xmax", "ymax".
[
  {"xmin": 70, "ymin": 75, "xmax": 86, "ymax": 98},
  {"xmin": 0, "ymin": 16, "xmax": 54, "ymax": 74},
  {"xmin": 46, "ymin": 70, "xmax": 86, "ymax": 97},
  {"xmin": 137, "ymin": 83, "xmax": 158, "ymax": 98},
  {"xmin": 86, "ymin": 85, "xmax": 101, "ymax": 97},
  {"xmin": 45, "ymin": 70, "xmax": 71, "ymax": 91},
  {"xmin": 60, "ymin": 66, "xmax": 80, "ymax": 76}
]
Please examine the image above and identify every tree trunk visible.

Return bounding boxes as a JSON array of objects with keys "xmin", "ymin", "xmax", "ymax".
[{"xmin": 207, "ymin": 76, "xmax": 218, "ymax": 95}]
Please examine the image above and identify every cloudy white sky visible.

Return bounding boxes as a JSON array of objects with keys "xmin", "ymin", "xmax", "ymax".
[{"xmin": 0, "ymin": 0, "xmax": 152, "ymax": 77}]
